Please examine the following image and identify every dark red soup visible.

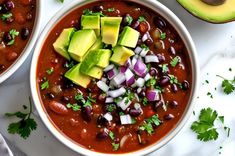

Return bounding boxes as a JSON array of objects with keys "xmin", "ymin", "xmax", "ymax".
[
  {"xmin": 37, "ymin": 0, "xmax": 192, "ymax": 154},
  {"xmin": 0, "ymin": 0, "xmax": 36, "ymax": 74}
]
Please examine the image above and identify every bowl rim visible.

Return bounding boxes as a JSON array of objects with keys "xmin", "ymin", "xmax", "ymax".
[
  {"xmin": 30, "ymin": 0, "xmax": 200, "ymax": 156},
  {"xmin": 0, "ymin": 0, "xmax": 42, "ymax": 84}
]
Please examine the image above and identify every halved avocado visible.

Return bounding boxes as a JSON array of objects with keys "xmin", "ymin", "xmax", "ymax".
[{"xmin": 178, "ymin": 0, "xmax": 235, "ymax": 23}]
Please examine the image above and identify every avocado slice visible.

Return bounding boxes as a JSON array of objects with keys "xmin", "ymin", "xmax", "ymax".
[
  {"xmin": 65, "ymin": 63, "xmax": 91, "ymax": 88},
  {"xmin": 96, "ymin": 49, "xmax": 112, "ymax": 68},
  {"xmin": 81, "ymin": 15, "xmax": 100, "ymax": 36},
  {"xmin": 68, "ymin": 29, "xmax": 97, "ymax": 62},
  {"xmin": 101, "ymin": 17, "xmax": 122, "ymax": 46},
  {"xmin": 118, "ymin": 26, "xmax": 140, "ymax": 48},
  {"xmin": 110, "ymin": 46, "xmax": 134, "ymax": 66},
  {"xmin": 178, "ymin": 0, "xmax": 235, "ymax": 23},
  {"xmin": 86, "ymin": 66, "xmax": 103, "ymax": 79},
  {"xmin": 53, "ymin": 28, "xmax": 75, "ymax": 60}
]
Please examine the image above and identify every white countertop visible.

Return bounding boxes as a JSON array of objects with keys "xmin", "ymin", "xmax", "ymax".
[{"xmin": 0, "ymin": 0, "xmax": 235, "ymax": 156}]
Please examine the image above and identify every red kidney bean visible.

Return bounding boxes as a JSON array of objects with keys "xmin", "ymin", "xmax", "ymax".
[
  {"xmin": 96, "ymin": 131, "xmax": 108, "ymax": 140},
  {"xmin": 129, "ymin": 108, "xmax": 141, "ymax": 117},
  {"xmin": 159, "ymin": 76, "xmax": 170, "ymax": 87},
  {"xmin": 97, "ymin": 115, "xmax": 109, "ymax": 126},
  {"xmin": 6, "ymin": 51, "xmax": 18, "ymax": 61},
  {"xmin": 164, "ymin": 114, "xmax": 175, "ymax": 120},
  {"xmin": 21, "ymin": 28, "xmax": 30, "ymax": 40},
  {"xmin": 182, "ymin": 80, "xmax": 190, "ymax": 90},
  {"xmin": 81, "ymin": 106, "xmax": 92, "ymax": 122},
  {"xmin": 153, "ymin": 100, "xmax": 163, "ymax": 112},
  {"xmin": 153, "ymin": 16, "xmax": 166, "ymax": 29},
  {"xmin": 48, "ymin": 101, "xmax": 68, "ymax": 115},
  {"xmin": 169, "ymin": 101, "xmax": 178, "ymax": 108},
  {"xmin": 92, "ymin": 5, "xmax": 103, "ymax": 12},
  {"xmin": 171, "ymin": 84, "xmax": 178, "ymax": 93}
]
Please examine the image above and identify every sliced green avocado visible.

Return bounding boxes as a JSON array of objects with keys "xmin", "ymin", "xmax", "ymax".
[
  {"xmin": 118, "ymin": 26, "xmax": 140, "ymax": 48},
  {"xmin": 86, "ymin": 66, "xmax": 103, "ymax": 79},
  {"xmin": 101, "ymin": 17, "xmax": 122, "ymax": 47},
  {"xmin": 53, "ymin": 28, "xmax": 75, "ymax": 60},
  {"xmin": 110, "ymin": 46, "xmax": 134, "ymax": 66},
  {"xmin": 81, "ymin": 15, "xmax": 100, "ymax": 36},
  {"xmin": 65, "ymin": 63, "xmax": 91, "ymax": 88},
  {"xmin": 68, "ymin": 29, "xmax": 97, "ymax": 62},
  {"xmin": 96, "ymin": 49, "xmax": 112, "ymax": 68},
  {"xmin": 178, "ymin": 0, "xmax": 235, "ymax": 23}
]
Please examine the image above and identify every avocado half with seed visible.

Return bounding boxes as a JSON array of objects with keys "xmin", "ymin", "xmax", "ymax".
[{"xmin": 177, "ymin": 0, "xmax": 235, "ymax": 23}]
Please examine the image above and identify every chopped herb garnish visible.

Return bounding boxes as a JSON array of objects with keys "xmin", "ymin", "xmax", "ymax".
[
  {"xmin": 66, "ymin": 103, "xmax": 81, "ymax": 111},
  {"xmin": 216, "ymin": 75, "xmax": 235, "ymax": 95},
  {"xmin": 83, "ymin": 100, "xmax": 92, "ymax": 107},
  {"xmin": 87, "ymin": 93, "xmax": 96, "ymax": 103},
  {"xmin": 170, "ymin": 56, "xmax": 181, "ymax": 67},
  {"xmin": 147, "ymin": 63, "xmax": 151, "ymax": 71},
  {"xmin": 169, "ymin": 74, "xmax": 182, "ymax": 87},
  {"xmin": 207, "ymin": 92, "xmax": 213, "ymax": 99},
  {"xmin": 229, "ymin": 68, "xmax": 232, "ymax": 72},
  {"xmin": 112, "ymin": 143, "xmax": 119, "ymax": 151},
  {"xmin": 57, "ymin": 0, "xmax": 64, "ymax": 3},
  {"xmin": 83, "ymin": 9, "xmax": 105, "ymax": 16},
  {"xmin": 140, "ymin": 44, "xmax": 149, "ymax": 50},
  {"xmin": 119, "ymin": 112, "xmax": 125, "ymax": 116},
  {"xmin": 125, "ymin": 16, "xmax": 133, "ymax": 25},
  {"xmin": 65, "ymin": 61, "xmax": 75, "ymax": 68},
  {"xmin": 107, "ymin": 104, "xmax": 116, "ymax": 112},
  {"xmin": 124, "ymin": 98, "xmax": 129, "ymax": 104},
  {"xmin": 142, "ymin": 97, "xmax": 148, "ymax": 106},
  {"xmin": 205, "ymin": 80, "xmax": 209, "ymax": 84},
  {"xmin": 5, "ymin": 97, "xmax": 37, "ymax": 139},
  {"xmin": 139, "ymin": 115, "xmax": 161, "ymax": 135},
  {"xmin": 191, "ymin": 108, "xmax": 230, "ymax": 142},
  {"xmin": 7, "ymin": 29, "xmax": 19, "ymax": 46},
  {"xmin": 46, "ymin": 67, "xmax": 54, "ymax": 75},
  {"xmin": 109, "ymin": 131, "xmax": 115, "ymax": 140},
  {"xmin": 1, "ymin": 13, "xmax": 12, "ymax": 21},
  {"xmin": 125, "ymin": 91, "xmax": 135, "ymax": 101},
  {"xmin": 114, "ymin": 97, "xmax": 122, "ymax": 103},
  {"xmin": 160, "ymin": 32, "xmax": 166, "ymax": 40},
  {"xmin": 107, "ymin": 8, "xmax": 115, "ymax": 12},
  {"xmin": 146, "ymin": 78, "xmax": 157, "ymax": 87},
  {"xmin": 40, "ymin": 80, "xmax": 49, "ymax": 90},
  {"xmin": 138, "ymin": 16, "xmax": 146, "ymax": 22},
  {"xmin": 75, "ymin": 93, "xmax": 84, "ymax": 101},
  {"xmin": 160, "ymin": 64, "xmax": 169, "ymax": 73}
]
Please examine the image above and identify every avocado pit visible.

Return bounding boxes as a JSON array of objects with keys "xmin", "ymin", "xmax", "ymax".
[{"xmin": 201, "ymin": 0, "xmax": 226, "ymax": 6}]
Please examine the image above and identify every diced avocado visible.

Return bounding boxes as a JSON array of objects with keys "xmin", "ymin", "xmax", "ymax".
[
  {"xmin": 86, "ymin": 66, "xmax": 103, "ymax": 79},
  {"xmin": 101, "ymin": 17, "xmax": 122, "ymax": 47},
  {"xmin": 53, "ymin": 28, "xmax": 75, "ymax": 60},
  {"xmin": 118, "ymin": 26, "xmax": 140, "ymax": 48},
  {"xmin": 110, "ymin": 46, "xmax": 134, "ymax": 66},
  {"xmin": 81, "ymin": 15, "xmax": 100, "ymax": 36},
  {"xmin": 96, "ymin": 49, "xmax": 112, "ymax": 68},
  {"xmin": 80, "ymin": 50, "xmax": 103, "ymax": 74},
  {"xmin": 177, "ymin": 0, "xmax": 235, "ymax": 23},
  {"xmin": 65, "ymin": 64, "xmax": 91, "ymax": 88},
  {"xmin": 68, "ymin": 29, "xmax": 97, "ymax": 62}
]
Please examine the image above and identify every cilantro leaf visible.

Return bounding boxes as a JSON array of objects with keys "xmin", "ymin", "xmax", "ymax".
[
  {"xmin": 66, "ymin": 103, "xmax": 81, "ymax": 111},
  {"xmin": 216, "ymin": 75, "xmax": 235, "ymax": 95},
  {"xmin": 107, "ymin": 8, "xmax": 115, "ymax": 12},
  {"xmin": 40, "ymin": 80, "xmax": 49, "ymax": 90},
  {"xmin": 109, "ymin": 131, "xmax": 115, "ymax": 140},
  {"xmin": 46, "ymin": 67, "xmax": 54, "ymax": 75},
  {"xmin": 160, "ymin": 32, "xmax": 166, "ymax": 40},
  {"xmin": 170, "ymin": 56, "xmax": 181, "ymax": 67},
  {"xmin": 57, "ymin": 0, "xmax": 64, "ymax": 3},
  {"xmin": 138, "ymin": 16, "xmax": 146, "ymax": 22},
  {"xmin": 139, "ymin": 114, "xmax": 161, "ymax": 135},
  {"xmin": 7, "ymin": 29, "xmax": 19, "ymax": 46},
  {"xmin": 112, "ymin": 143, "xmax": 119, "ymax": 151},
  {"xmin": 1, "ymin": 13, "xmax": 12, "ymax": 21}
]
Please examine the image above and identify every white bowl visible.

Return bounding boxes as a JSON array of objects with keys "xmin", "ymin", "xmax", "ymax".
[
  {"xmin": 30, "ymin": 0, "xmax": 200, "ymax": 156},
  {"xmin": 0, "ymin": 0, "xmax": 42, "ymax": 83}
]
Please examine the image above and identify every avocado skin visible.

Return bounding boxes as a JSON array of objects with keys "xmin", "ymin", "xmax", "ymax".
[{"xmin": 177, "ymin": 0, "xmax": 235, "ymax": 24}]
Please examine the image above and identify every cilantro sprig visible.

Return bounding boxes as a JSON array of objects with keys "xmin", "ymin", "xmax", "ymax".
[
  {"xmin": 1, "ymin": 13, "xmax": 12, "ymax": 21},
  {"xmin": 216, "ymin": 75, "xmax": 235, "ymax": 95},
  {"xmin": 139, "ymin": 115, "xmax": 161, "ymax": 134},
  {"xmin": 191, "ymin": 108, "xmax": 230, "ymax": 142},
  {"xmin": 7, "ymin": 29, "xmax": 19, "ymax": 46},
  {"xmin": 5, "ymin": 97, "xmax": 37, "ymax": 139}
]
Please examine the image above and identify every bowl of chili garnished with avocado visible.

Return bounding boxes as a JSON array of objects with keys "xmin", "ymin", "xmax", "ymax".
[
  {"xmin": 0, "ymin": 0, "xmax": 41, "ymax": 83},
  {"xmin": 30, "ymin": 0, "xmax": 199, "ymax": 155}
]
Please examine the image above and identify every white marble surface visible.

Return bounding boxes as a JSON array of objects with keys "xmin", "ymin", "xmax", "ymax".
[{"xmin": 0, "ymin": 0, "xmax": 235, "ymax": 156}]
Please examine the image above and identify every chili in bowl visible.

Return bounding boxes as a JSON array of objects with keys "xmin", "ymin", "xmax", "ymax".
[
  {"xmin": 30, "ymin": 0, "xmax": 199, "ymax": 155},
  {"xmin": 0, "ymin": 0, "xmax": 41, "ymax": 83}
]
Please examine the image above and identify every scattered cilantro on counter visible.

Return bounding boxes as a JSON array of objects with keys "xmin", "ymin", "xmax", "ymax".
[
  {"xmin": 5, "ymin": 97, "xmax": 37, "ymax": 139},
  {"xmin": 216, "ymin": 75, "xmax": 235, "ymax": 95},
  {"xmin": 57, "ymin": 0, "xmax": 64, "ymax": 3}
]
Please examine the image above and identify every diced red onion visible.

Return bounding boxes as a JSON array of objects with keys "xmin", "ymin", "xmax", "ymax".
[
  {"xmin": 136, "ymin": 78, "xmax": 145, "ymax": 87},
  {"xmin": 140, "ymin": 49, "xmax": 149, "ymax": 57},
  {"xmin": 120, "ymin": 114, "xmax": 132, "ymax": 125},
  {"xmin": 137, "ymin": 88, "xmax": 142, "ymax": 94},
  {"xmin": 117, "ymin": 97, "xmax": 131, "ymax": 110},
  {"xmin": 134, "ymin": 103, "xmax": 143, "ymax": 114},
  {"xmin": 108, "ymin": 87, "xmax": 126, "ymax": 98},
  {"xmin": 142, "ymin": 33, "xmax": 149, "ymax": 42},
  {"xmin": 103, "ymin": 112, "xmax": 113, "ymax": 121},
  {"xmin": 101, "ymin": 77, "xmax": 107, "ymax": 83},
  {"xmin": 146, "ymin": 90, "xmax": 160, "ymax": 102},
  {"xmin": 105, "ymin": 97, "xmax": 114, "ymax": 103},
  {"xmin": 134, "ymin": 46, "xmax": 142, "ymax": 54},
  {"xmin": 125, "ymin": 69, "xmax": 135, "ymax": 86},
  {"xmin": 134, "ymin": 93, "xmax": 140, "ymax": 102},
  {"xmin": 97, "ymin": 81, "xmax": 109, "ymax": 92},
  {"xmin": 145, "ymin": 55, "xmax": 159, "ymax": 63},
  {"xmin": 144, "ymin": 73, "xmax": 151, "ymax": 81},
  {"xmin": 104, "ymin": 64, "xmax": 115, "ymax": 72},
  {"xmin": 131, "ymin": 82, "xmax": 137, "ymax": 88},
  {"xmin": 112, "ymin": 72, "xmax": 126, "ymax": 86},
  {"xmin": 133, "ymin": 59, "xmax": 147, "ymax": 77},
  {"xmin": 131, "ymin": 57, "xmax": 137, "ymax": 69},
  {"xmin": 120, "ymin": 66, "xmax": 127, "ymax": 73},
  {"xmin": 107, "ymin": 68, "xmax": 118, "ymax": 80},
  {"xmin": 125, "ymin": 59, "xmax": 131, "ymax": 68}
]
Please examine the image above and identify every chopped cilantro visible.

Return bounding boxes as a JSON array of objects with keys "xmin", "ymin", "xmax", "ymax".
[
  {"xmin": 169, "ymin": 75, "xmax": 181, "ymax": 86},
  {"xmin": 87, "ymin": 93, "xmax": 96, "ymax": 103},
  {"xmin": 124, "ymin": 98, "xmax": 129, "ymax": 104},
  {"xmin": 170, "ymin": 56, "xmax": 181, "ymax": 67},
  {"xmin": 40, "ymin": 80, "xmax": 49, "ymax": 90},
  {"xmin": 160, "ymin": 64, "xmax": 169, "ymax": 73},
  {"xmin": 109, "ymin": 131, "xmax": 115, "ymax": 140},
  {"xmin": 46, "ymin": 67, "xmax": 54, "ymax": 75},
  {"xmin": 107, "ymin": 8, "xmax": 115, "ymax": 12},
  {"xmin": 229, "ymin": 68, "xmax": 232, "ymax": 72},
  {"xmin": 125, "ymin": 16, "xmax": 133, "ymax": 25},
  {"xmin": 119, "ymin": 112, "xmax": 125, "ymax": 116},
  {"xmin": 140, "ymin": 44, "xmax": 149, "ymax": 50},
  {"xmin": 66, "ymin": 103, "xmax": 81, "ymax": 111},
  {"xmin": 139, "ymin": 115, "xmax": 161, "ymax": 135},
  {"xmin": 65, "ymin": 61, "xmax": 75, "ymax": 68},
  {"xmin": 160, "ymin": 32, "xmax": 166, "ymax": 40},
  {"xmin": 83, "ymin": 9, "xmax": 104, "ymax": 16},
  {"xmin": 83, "ymin": 100, "xmax": 92, "ymax": 107},
  {"xmin": 107, "ymin": 104, "xmax": 116, "ymax": 112},
  {"xmin": 191, "ymin": 108, "xmax": 230, "ymax": 142},
  {"xmin": 147, "ymin": 63, "xmax": 151, "ymax": 71},
  {"xmin": 75, "ymin": 93, "xmax": 84, "ymax": 101},
  {"xmin": 1, "ymin": 13, "xmax": 12, "ymax": 21},
  {"xmin": 207, "ymin": 92, "xmax": 213, "ymax": 99},
  {"xmin": 146, "ymin": 78, "xmax": 157, "ymax": 87},
  {"xmin": 142, "ymin": 97, "xmax": 148, "ymax": 106},
  {"xmin": 216, "ymin": 75, "xmax": 235, "ymax": 95},
  {"xmin": 112, "ymin": 143, "xmax": 119, "ymax": 151},
  {"xmin": 5, "ymin": 97, "xmax": 37, "ymax": 139},
  {"xmin": 138, "ymin": 16, "xmax": 146, "ymax": 22},
  {"xmin": 7, "ymin": 29, "xmax": 19, "ymax": 46},
  {"xmin": 114, "ymin": 97, "xmax": 122, "ymax": 103}
]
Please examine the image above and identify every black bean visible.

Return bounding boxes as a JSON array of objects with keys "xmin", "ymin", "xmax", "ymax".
[
  {"xmin": 61, "ymin": 96, "xmax": 70, "ymax": 103},
  {"xmin": 129, "ymin": 108, "xmax": 141, "ymax": 117},
  {"xmin": 159, "ymin": 76, "xmax": 170, "ymax": 87},
  {"xmin": 81, "ymin": 106, "xmax": 92, "ymax": 122},
  {"xmin": 153, "ymin": 100, "xmax": 163, "ymax": 111},
  {"xmin": 47, "ymin": 93, "xmax": 55, "ymax": 99},
  {"xmin": 169, "ymin": 101, "xmax": 178, "ymax": 108},
  {"xmin": 150, "ymin": 67, "xmax": 158, "ymax": 76},
  {"xmin": 97, "ymin": 115, "xmax": 109, "ymax": 126},
  {"xmin": 3, "ymin": 32, "xmax": 12, "ymax": 43},
  {"xmin": 0, "ymin": 4, "xmax": 7, "ymax": 13},
  {"xmin": 153, "ymin": 16, "xmax": 166, "ymax": 29},
  {"xmin": 96, "ymin": 131, "xmax": 108, "ymax": 140},
  {"xmin": 157, "ymin": 54, "xmax": 165, "ymax": 63},
  {"xmin": 131, "ymin": 20, "xmax": 140, "ymax": 29},
  {"xmin": 182, "ymin": 80, "xmax": 190, "ymax": 90},
  {"xmin": 171, "ymin": 84, "xmax": 178, "ymax": 93},
  {"xmin": 21, "ymin": 28, "xmax": 30, "ymax": 40},
  {"xmin": 164, "ymin": 114, "xmax": 175, "ymax": 120},
  {"xmin": 0, "ymin": 64, "xmax": 5, "ymax": 71},
  {"xmin": 92, "ymin": 5, "xmax": 103, "ymax": 12},
  {"xmin": 98, "ymin": 94, "xmax": 106, "ymax": 102},
  {"xmin": 169, "ymin": 46, "xmax": 176, "ymax": 55},
  {"xmin": 4, "ymin": 1, "xmax": 14, "ymax": 10},
  {"xmin": 63, "ymin": 79, "xmax": 74, "ymax": 89},
  {"xmin": 145, "ymin": 38, "xmax": 153, "ymax": 47}
]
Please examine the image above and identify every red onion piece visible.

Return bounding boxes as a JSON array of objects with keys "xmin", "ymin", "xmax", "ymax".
[
  {"xmin": 146, "ymin": 90, "xmax": 160, "ymax": 102},
  {"xmin": 97, "ymin": 81, "xmax": 109, "ymax": 92},
  {"xmin": 133, "ymin": 59, "xmax": 147, "ymax": 77},
  {"xmin": 134, "ymin": 46, "xmax": 142, "ymax": 54},
  {"xmin": 117, "ymin": 97, "xmax": 131, "ymax": 110},
  {"xmin": 140, "ymin": 49, "xmax": 149, "ymax": 57},
  {"xmin": 112, "ymin": 72, "xmax": 126, "ymax": 86},
  {"xmin": 108, "ymin": 87, "xmax": 126, "ymax": 98},
  {"xmin": 125, "ymin": 69, "xmax": 135, "ymax": 86},
  {"xmin": 125, "ymin": 59, "xmax": 131, "ymax": 68},
  {"xmin": 104, "ymin": 64, "xmax": 114, "ymax": 72},
  {"xmin": 105, "ymin": 97, "xmax": 114, "ymax": 103},
  {"xmin": 103, "ymin": 112, "xmax": 113, "ymax": 121},
  {"xmin": 142, "ymin": 33, "xmax": 149, "ymax": 42},
  {"xmin": 107, "ymin": 68, "xmax": 118, "ymax": 80},
  {"xmin": 145, "ymin": 55, "xmax": 159, "ymax": 63},
  {"xmin": 136, "ymin": 78, "xmax": 145, "ymax": 87},
  {"xmin": 120, "ymin": 66, "xmax": 127, "ymax": 73}
]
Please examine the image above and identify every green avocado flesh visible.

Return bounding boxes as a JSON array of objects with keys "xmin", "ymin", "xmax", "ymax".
[
  {"xmin": 81, "ymin": 15, "xmax": 100, "ymax": 36},
  {"xmin": 118, "ymin": 26, "xmax": 140, "ymax": 48},
  {"xmin": 178, "ymin": 0, "xmax": 235, "ymax": 23},
  {"xmin": 53, "ymin": 28, "xmax": 75, "ymax": 60},
  {"xmin": 110, "ymin": 46, "xmax": 134, "ymax": 66}
]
